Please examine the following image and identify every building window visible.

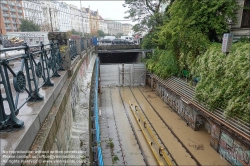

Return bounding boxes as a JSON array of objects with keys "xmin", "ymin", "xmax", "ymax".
[{"xmin": 241, "ymin": 0, "xmax": 250, "ymax": 28}]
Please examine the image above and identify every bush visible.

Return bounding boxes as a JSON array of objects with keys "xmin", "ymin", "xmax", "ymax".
[
  {"xmin": 192, "ymin": 42, "xmax": 250, "ymax": 123},
  {"xmin": 146, "ymin": 48, "xmax": 179, "ymax": 79}
]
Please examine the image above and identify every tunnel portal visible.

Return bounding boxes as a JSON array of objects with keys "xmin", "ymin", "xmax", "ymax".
[{"xmin": 98, "ymin": 52, "xmax": 140, "ymax": 64}]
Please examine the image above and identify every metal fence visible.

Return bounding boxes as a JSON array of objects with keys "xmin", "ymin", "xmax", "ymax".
[
  {"xmin": 0, "ymin": 41, "xmax": 63, "ymax": 132},
  {"xmin": 90, "ymin": 58, "xmax": 104, "ymax": 166}
]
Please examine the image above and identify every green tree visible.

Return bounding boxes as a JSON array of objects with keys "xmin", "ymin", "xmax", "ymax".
[
  {"xmin": 97, "ymin": 30, "xmax": 105, "ymax": 37},
  {"xmin": 71, "ymin": 29, "xmax": 82, "ymax": 36},
  {"xmin": 154, "ymin": 0, "xmax": 239, "ymax": 71},
  {"xmin": 123, "ymin": 0, "xmax": 170, "ymax": 34},
  {"xmin": 19, "ymin": 19, "xmax": 40, "ymax": 32}
]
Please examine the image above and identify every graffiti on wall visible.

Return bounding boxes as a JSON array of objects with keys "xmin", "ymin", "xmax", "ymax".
[
  {"xmin": 219, "ymin": 131, "xmax": 250, "ymax": 166},
  {"xmin": 210, "ymin": 122, "xmax": 221, "ymax": 149}
]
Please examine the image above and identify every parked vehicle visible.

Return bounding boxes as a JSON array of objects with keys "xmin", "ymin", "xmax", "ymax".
[
  {"xmin": 121, "ymin": 36, "xmax": 134, "ymax": 44},
  {"xmin": 100, "ymin": 39, "xmax": 112, "ymax": 45},
  {"xmin": 104, "ymin": 36, "xmax": 116, "ymax": 41},
  {"xmin": 112, "ymin": 39, "xmax": 125, "ymax": 44}
]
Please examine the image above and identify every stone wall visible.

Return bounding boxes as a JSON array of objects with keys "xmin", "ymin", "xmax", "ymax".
[
  {"xmin": 22, "ymin": 46, "xmax": 95, "ymax": 166},
  {"xmin": 147, "ymin": 76, "xmax": 250, "ymax": 166}
]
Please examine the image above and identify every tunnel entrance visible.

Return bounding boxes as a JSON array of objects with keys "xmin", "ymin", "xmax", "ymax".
[
  {"xmin": 100, "ymin": 63, "xmax": 146, "ymax": 87},
  {"xmin": 98, "ymin": 51, "xmax": 146, "ymax": 87},
  {"xmin": 98, "ymin": 52, "xmax": 140, "ymax": 63}
]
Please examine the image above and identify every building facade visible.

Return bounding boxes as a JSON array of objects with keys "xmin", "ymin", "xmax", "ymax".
[
  {"xmin": 85, "ymin": 7, "xmax": 99, "ymax": 36},
  {"xmin": 81, "ymin": 7, "xmax": 90, "ymax": 35},
  {"xmin": 0, "ymin": 0, "xmax": 24, "ymax": 34},
  {"xmin": 69, "ymin": 4, "xmax": 82, "ymax": 34},
  {"xmin": 22, "ymin": 0, "xmax": 43, "ymax": 25},
  {"xmin": 122, "ymin": 23, "xmax": 133, "ymax": 35},
  {"xmin": 99, "ymin": 15, "xmax": 108, "ymax": 34},
  {"xmin": 107, "ymin": 20, "xmax": 123, "ymax": 35},
  {"xmin": 40, "ymin": 1, "xmax": 59, "ymax": 32},
  {"xmin": 57, "ymin": 2, "xmax": 71, "ymax": 32},
  {"xmin": 231, "ymin": 0, "xmax": 250, "ymax": 39}
]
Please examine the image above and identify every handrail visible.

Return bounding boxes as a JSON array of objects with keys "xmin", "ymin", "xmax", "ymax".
[
  {"xmin": 0, "ymin": 36, "xmax": 94, "ymax": 132},
  {"xmin": 69, "ymin": 40, "xmax": 77, "ymax": 60},
  {"xmin": 90, "ymin": 58, "xmax": 104, "ymax": 166},
  {"xmin": 0, "ymin": 41, "xmax": 63, "ymax": 132}
]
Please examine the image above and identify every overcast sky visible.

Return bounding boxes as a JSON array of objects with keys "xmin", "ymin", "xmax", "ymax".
[{"xmin": 64, "ymin": 1, "xmax": 134, "ymax": 25}]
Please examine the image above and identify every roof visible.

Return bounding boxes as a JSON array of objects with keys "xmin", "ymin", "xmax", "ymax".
[{"xmin": 99, "ymin": 15, "xmax": 104, "ymax": 20}]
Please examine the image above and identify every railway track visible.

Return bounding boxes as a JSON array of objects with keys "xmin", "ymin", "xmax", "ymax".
[{"xmin": 118, "ymin": 86, "xmax": 198, "ymax": 165}]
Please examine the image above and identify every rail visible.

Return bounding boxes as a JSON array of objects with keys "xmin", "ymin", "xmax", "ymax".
[
  {"xmin": 0, "ymin": 36, "xmax": 94, "ymax": 132},
  {"xmin": 90, "ymin": 58, "xmax": 104, "ymax": 166},
  {"xmin": 150, "ymin": 74, "xmax": 250, "ymax": 142},
  {"xmin": 69, "ymin": 40, "xmax": 77, "ymax": 60},
  {"xmin": 0, "ymin": 42, "xmax": 63, "ymax": 132},
  {"xmin": 129, "ymin": 101, "xmax": 174, "ymax": 166}
]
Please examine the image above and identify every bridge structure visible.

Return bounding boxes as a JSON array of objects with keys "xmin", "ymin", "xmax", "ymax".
[{"xmin": 0, "ymin": 32, "xmax": 249, "ymax": 166}]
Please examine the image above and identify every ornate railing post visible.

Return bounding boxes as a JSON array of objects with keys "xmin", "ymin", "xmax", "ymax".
[
  {"xmin": 83, "ymin": 37, "xmax": 88, "ymax": 50},
  {"xmin": 0, "ymin": 61, "xmax": 24, "ymax": 131},
  {"xmin": 55, "ymin": 42, "xmax": 64, "ymax": 71},
  {"xmin": 23, "ymin": 43, "xmax": 44, "ymax": 101},
  {"xmin": 48, "ymin": 41, "xmax": 60, "ymax": 77},
  {"xmin": 69, "ymin": 40, "xmax": 77, "ymax": 60},
  {"xmin": 80, "ymin": 37, "xmax": 84, "ymax": 52},
  {"xmin": 74, "ymin": 36, "xmax": 82, "ymax": 57},
  {"xmin": 48, "ymin": 32, "xmax": 71, "ymax": 70},
  {"xmin": 40, "ymin": 42, "xmax": 54, "ymax": 86}
]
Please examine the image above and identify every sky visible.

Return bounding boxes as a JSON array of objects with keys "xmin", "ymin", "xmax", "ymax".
[{"xmin": 63, "ymin": 0, "xmax": 134, "ymax": 25}]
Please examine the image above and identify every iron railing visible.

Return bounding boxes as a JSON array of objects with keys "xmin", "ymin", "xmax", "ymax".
[
  {"xmin": 69, "ymin": 40, "xmax": 77, "ymax": 60},
  {"xmin": 0, "ymin": 36, "xmax": 94, "ymax": 132},
  {"xmin": 0, "ymin": 41, "xmax": 63, "ymax": 132},
  {"xmin": 80, "ymin": 38, "xmax": 84, "ymax": 52},
  {"xmin": 90, "ymin": 58, "xmax": 104, "ymax": 166}
]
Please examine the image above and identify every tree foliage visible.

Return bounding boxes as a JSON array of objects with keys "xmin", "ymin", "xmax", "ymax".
[
  {"xmin": 146, "ymin": 48, "xmax": 179, "ymax": 78},
  {"xmin": 141, "ymin": 0, "xmax": 249, "ymax": 122},
  {"xmin": 19, "ymin": 19, "xmax": 40, "ymax": 32},
  {"xmin": 71, "ymin": 29, "xmax": 82, "ymax": 36},
  {"xmin": 97, "ymin": 30, "xmax": 105, "ymax": 37},
  {"xmin": 123, "ymin": 0, "xmax": 169, "ymax": 34},
  {"xmin": 154, "ymin": 0, "xmax": 238, "ymax": 71}
]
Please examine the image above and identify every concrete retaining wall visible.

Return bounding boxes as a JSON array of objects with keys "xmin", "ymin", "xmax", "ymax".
[
  {"xmin": 21, "ymin": 47, "xmax": 95, "ymax": 166},
  {"xmin": 147, "ymin": 76, "xmax": 250, "ymax": 166}
]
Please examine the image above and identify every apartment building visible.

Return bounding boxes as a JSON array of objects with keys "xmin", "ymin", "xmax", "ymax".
[
  {"xmin": 41, "ymin": 1, "xmax": 59, "ymax": 31},
  {"xmin": 0, "ymin": 0, "xmax": 24, "ymax": 34},
  {"xmin": 57, "ymin": 2, "xmax": 71, "ymax": 32},
  {"xmin": 107, "ymin": 20, "xmax": 123, "ymax": 35},
  {"xmin": 22, "ymin": 0, "xmax": 43, "ymax": 25},
  {"xmin": 81, "ymin": 7, "xmax": 90, "ymax": 34},
  {"xmin": 122, "ymin": 23, "xmax": 133, "ymax": 35},
  {"xmin": 69, "ymin": 4, "xmax": 82, "ymax": 33},
  {"xmin": 85, "ymin": 7, "xmax": 99, "ymax": 35},
  {"xmin": 99, "ymin": 15, "xmax": 108, "ymax": 34}
]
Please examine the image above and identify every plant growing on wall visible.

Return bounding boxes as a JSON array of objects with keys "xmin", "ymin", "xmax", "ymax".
[{"xmin": 192, "ymin": 42, "xmax": 250, "ymax": 123}]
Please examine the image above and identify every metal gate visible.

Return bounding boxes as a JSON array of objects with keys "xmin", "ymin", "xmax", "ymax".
[{"xmin": 100, "ymin": 63, "xmax": 146, "ymax": 87}]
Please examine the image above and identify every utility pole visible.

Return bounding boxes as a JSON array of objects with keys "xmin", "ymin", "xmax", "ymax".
[
  {"xmin": 49, "ymin": 7, "xmax": 53, "ymax": 32},
  {"xmin": 80, "ymin": 0, "xmax": 84, "ymax": 36}
]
